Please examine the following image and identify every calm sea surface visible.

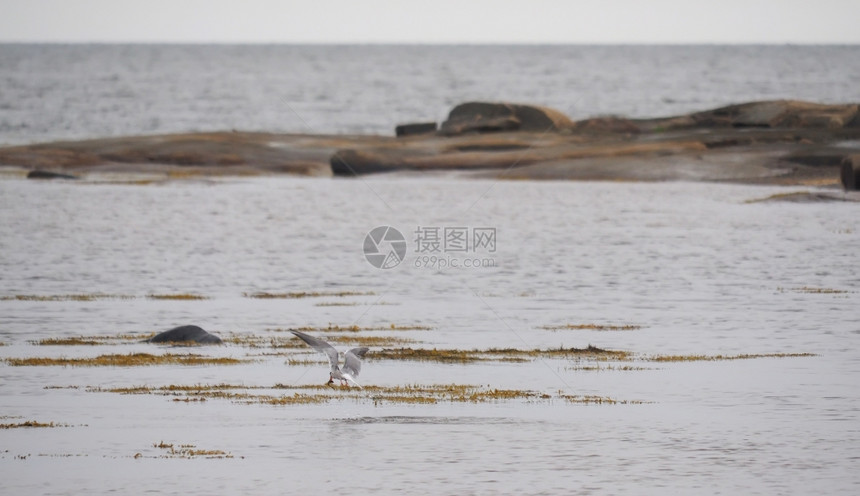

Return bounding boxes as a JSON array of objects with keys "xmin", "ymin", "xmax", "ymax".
[
  {"xmin": 1, "ymin": 44, "xmax": 859, "ymax": 146},
  {"xmin": 1, "ymin": 177, "xmax": 858, "ymax": 494},
  {"xmin": 1, "ymin": 45, "xmax": 859, "ymax": 495}
]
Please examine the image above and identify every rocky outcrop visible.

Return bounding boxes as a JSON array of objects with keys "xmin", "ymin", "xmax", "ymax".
[
  {"xmin": 0, "ymin": 132, "xmax": 340, "ymax": 177},
  {"xmin": 639, "ymin": 100, "xmax": 860, "ymax": 131},
  {"xmin": 440, "ymin": 102, "xmax": 575, "ymax": 135},
  {"xmin": 330, "ymin": 100, "xmax": 860, "ymax": 181},
  {"xmin": 4, "ymin": 100, "xmax": 860, "ymax": 186},
  {"xmin": 331, "ymin": 139, "xmax": 708, "ymax": 176}
]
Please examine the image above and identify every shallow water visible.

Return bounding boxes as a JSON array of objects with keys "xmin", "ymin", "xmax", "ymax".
[{"xmin": 1, "ymin": 177, "xmax": 859, "ymax": 494}]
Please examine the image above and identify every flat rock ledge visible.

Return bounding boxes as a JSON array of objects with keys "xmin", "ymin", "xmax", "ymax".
[{"xmin": 2, "ymin": 100, "xmax": 859, "ymax": 187}]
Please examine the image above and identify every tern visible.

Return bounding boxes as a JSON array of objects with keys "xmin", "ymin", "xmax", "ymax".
[{"xmin": 290, "ymin": 330, "xmax": 369, "ymax": 388}]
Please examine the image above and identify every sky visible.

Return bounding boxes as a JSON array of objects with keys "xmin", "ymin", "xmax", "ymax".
[{"xmin": 1, "ymin": 0, "xmax": 858, "ymax": 44}]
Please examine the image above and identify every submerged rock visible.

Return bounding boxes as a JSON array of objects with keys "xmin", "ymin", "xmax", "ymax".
[
  {"xmin": 146, "ymin": 325, "xmax": 222, "ymax": 344},
  {"xmin": 26, "ymin": 170, "xmax": 78, "ymax": 180}
]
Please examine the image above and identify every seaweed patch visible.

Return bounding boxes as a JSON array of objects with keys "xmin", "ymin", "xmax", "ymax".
[
  {"xmin": 778, "ymin": 286, "xmax": 853, "ymax": 294},
  {"xmin": 271, "ymin": 323, "xmax": 433, "ymax": 332},
  {"xmin": 146, "ymin": 294, "xmax": 209, "ymax": 300},
  {"xmin": 541, "ymin": 323, "xmax": 642, "ymax": 331},
  {"xmin": 5, "ymin": 353, "xmax": 247, "ymax": 367},
  {"xmin": 243, "ymin": 291, "xmax": 375, "ymax": 299},
  {"xmin": 33, "ymin": 334, "xmax": 155, "ymax": 346},
  {"xmin": 88, "ymin": 382, "xmax": 642, "ymax": 406},
  {"xmin": 0, "ymin": 294, "xmax": 134, "ymax": 301},
  {"xmin": 1, "ymin": 420, "xmax": 69, "ymax": 429},
  {"xmin": 222, "ymin": 333, "xmax": 415, "ymax": 348},
  {"xmin": 371, "ymin": 345, "xmax": 631, "ymax": 363},
  {"xmin": 145, "ymin": 441, "xmax": 238, "ymax": 459},
  {"xmin": 647, "ymin": 352, "xmax": 816, "ymax": 362}
]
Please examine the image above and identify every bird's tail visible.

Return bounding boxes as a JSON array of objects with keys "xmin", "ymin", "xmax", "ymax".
[{"xmin": 342, "ymin": 373, "xmax": 362, "ymax": 389}]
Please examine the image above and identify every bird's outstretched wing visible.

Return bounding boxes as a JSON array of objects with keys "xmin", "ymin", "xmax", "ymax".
[
  {"xmin": 342, "ymin": 347, "xmax": 369, "ymax": 377},
  {"xmin": 290, "ymin": 330, "xmax": 340, "ymax": 373}
]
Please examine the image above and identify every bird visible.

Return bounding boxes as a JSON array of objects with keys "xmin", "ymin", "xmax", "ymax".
[{"xmin": 290, "ymin": 330, "xmax": 369, "ymax": 388}]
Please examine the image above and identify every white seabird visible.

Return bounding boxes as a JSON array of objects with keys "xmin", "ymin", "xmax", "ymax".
[{"xmin": 290, "ymin": 330, "xmax": 369, "ymax": 388}]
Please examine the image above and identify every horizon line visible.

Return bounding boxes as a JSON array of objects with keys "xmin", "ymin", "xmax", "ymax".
[{"xmin": 1, "ymin": 40, "xmax": 858, "ymax": 46}]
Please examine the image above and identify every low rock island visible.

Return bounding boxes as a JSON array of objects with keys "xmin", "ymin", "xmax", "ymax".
[{"xmin": 2, "ymin": 100, "xmax": 859, "ymax": 189}]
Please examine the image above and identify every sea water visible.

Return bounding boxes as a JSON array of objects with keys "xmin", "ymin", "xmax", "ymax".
[
  {"xmin": 1, "ymin": 177, "xmax": 858, "ymax": 494},
  {"xmin": 1, "ymin": 44, "xmax": 859, "ymax": 146}
]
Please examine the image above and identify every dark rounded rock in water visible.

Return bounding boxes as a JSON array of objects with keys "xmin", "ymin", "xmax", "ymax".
[
  {"xmin": 27, "ymin": 170, "xmax": 78, "ymax": 180},
  {"xmin": 146, "ymin": 325, "xmax": 223, "ymax": 344},
  {"xmin": 842, "ymin": 155, "xmax": 860, "ymax": 191},
  {"xmin": 395, "ymin": 122, "xmax": 437, "ymax": 137}
]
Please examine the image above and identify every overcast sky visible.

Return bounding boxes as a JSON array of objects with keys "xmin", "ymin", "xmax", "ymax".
[{"xmin": 1, "ymin": 0, "xmax": 858, "ymax": 44}]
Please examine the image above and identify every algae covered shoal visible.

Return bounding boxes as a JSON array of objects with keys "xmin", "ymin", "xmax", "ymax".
[
  {"xmin": 89, "ymin": 382, "xmax": 644, "ymax": 406},
  {"xmin": 5, "ymin": 353, "xmax": 246, "ymax": 367}
]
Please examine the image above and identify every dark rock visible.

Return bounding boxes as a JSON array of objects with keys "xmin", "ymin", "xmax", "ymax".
[
  {"xmin": 26, "ymin": 170, "xmax": 78, "ymax": 180},
  {"xmin": 331, "ymin": 149, "xmax": 400, "ymax": 175},
  {"xmin": 842, "ymin": 155, "xmax": 860, "ymax": 190},
  {"xmin": 440, "ymin": 102, "xmax": 574, "ymax": 135},
  {"xmin": 395, "ymin": 122, "xmax": 437, "ymax": 137},
  {"xmin": 442, "ymin": 114, "xmax": 520, "ymax": 135},
  {"xmin": 146, "ymin": 325, "xmax": 222, "ymax": 344}
]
